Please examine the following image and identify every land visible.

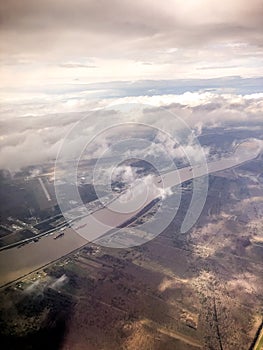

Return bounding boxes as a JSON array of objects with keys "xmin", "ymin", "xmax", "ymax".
[{"xmin": 0, "ymin": 128, "xmax": 263, "ymax": 349}]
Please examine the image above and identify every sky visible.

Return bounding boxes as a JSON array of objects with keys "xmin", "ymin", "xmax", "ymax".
[
  {"xmin": 0, "ymin": 0, "xmax": 263, "ymax": 170},
  {"xmin": 1, "ymin": 0, "xmax": 263, "ymax": 89}
]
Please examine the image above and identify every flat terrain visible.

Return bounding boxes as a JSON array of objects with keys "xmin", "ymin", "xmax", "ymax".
[
  {"xmin": 0, "ymin": 152, "xmax": 263, "ymax": 349},
  {"xmin": 0, "ymin": 139, "xmax": 261, "ymax": 287}
]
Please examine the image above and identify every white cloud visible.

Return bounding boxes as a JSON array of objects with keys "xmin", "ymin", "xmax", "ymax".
[
  {"xmin": 0, "ymin": 90, "xmax": 262, "ymax": 171},
  {"xmin": 50, "ymin": 274, "xmax": 68, "ymax": 289}
]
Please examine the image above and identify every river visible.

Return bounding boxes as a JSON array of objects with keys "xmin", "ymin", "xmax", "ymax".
[{"xmin": 0, "ymin": 139, "xmax": 261, "ymax": 287}]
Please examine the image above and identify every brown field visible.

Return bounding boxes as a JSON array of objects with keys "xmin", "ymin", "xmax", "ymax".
[{"xmin": 0, "ymin": 157, "xmax": 263, "ymax": 349}]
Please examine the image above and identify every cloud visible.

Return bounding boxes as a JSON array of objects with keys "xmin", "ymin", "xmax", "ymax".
[
  {"xmin": 59, "ymin": 62, "xmax": 97, "ymax": 69},
  {"xmin": 0, "ymin": 1, "xmax": 262, "ymax": 89},
  {"xmin": 50, "ymin": 274, "xmax": 68, "ymax": 289},
  {"xmin": 0, "ymin": 89, "xmax": 262, "ymax": 171},
  {"xmin": 0, "ymin": 133, "xmax": 61, "ymax": 171},
  {"xmin": 1, "ymin": 0, "xmax": 262, "ymax": 52},
  {"xmin": 112, "ymin": 165, "xmax": 136, "ymax": 184},
  {"xmin": 23, "ymin": 280, "xmax": 41, "ymax": 293},
  {"xmin": 119, "ymin": 174, "xmax": 173, "ymax": 205}
]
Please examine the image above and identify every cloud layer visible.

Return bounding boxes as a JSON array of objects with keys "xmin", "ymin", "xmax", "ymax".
[
  {"xmin": 1, "ymin": 0, "xmax": 263, "ymax": 88},
  {"xmin": 1, "ymin": 90, "xmax": 262, "ymax": 171},
  {"xmin": 1, "ymin": 0, "xmax": 262, "ymax": 53},
  {"xmin": 1, "ymin": 1, "xmax": 262, "ymax": 171}
]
